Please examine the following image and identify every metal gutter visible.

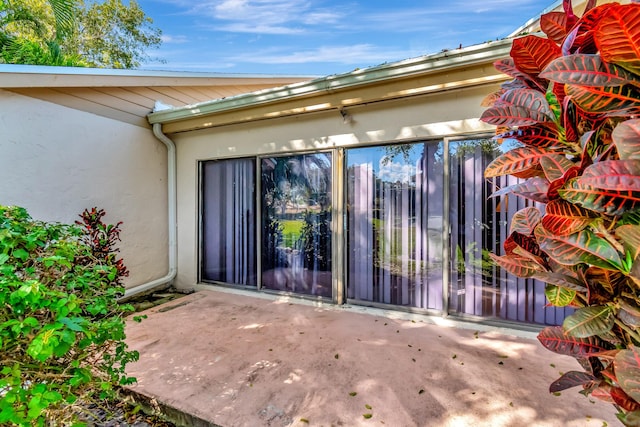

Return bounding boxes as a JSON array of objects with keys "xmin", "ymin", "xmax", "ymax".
[
  {"xmin": 123, "ymin": 122, "xmax": 178, "ymax": 299},
  {"xmin": 147, "ymin": 39, "xmax": 514, "ymax": 126}
]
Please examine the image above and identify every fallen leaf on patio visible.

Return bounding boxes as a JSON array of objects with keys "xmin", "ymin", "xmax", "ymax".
[
  {"xmin": 363, "ymin": 413, "xmax": 373, "ymax": 419},
  {"xmin": 349, "ymin": 392, "xmax": 357, "ymax": 397}
]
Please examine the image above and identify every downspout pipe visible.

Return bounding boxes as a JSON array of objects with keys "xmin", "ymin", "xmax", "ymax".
[{"xmin": 122, "ymin": 122, "xmax": 177, "ymax": 299}]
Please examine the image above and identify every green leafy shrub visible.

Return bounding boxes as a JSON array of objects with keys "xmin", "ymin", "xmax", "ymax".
[
  {"xmin": 481, "ymin": 1, "xmax": 640, "ymax": 424},
  {"xmin": 0, "ymin": 206, "xmax": 139, "ymax": 426}
]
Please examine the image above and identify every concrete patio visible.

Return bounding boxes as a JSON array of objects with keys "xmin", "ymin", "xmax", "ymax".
[{"xmin": 124, "ymin": 288, "xmax": 619, "ymax": 427}]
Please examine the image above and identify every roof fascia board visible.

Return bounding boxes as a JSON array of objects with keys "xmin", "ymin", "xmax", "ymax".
[
  {"xmin": 0, "ymin": 64, "xmax": 314, "ymax": 88},
  {"xmin": 148, "ymin": 39, "xmax": 513, "ymax": 125}
]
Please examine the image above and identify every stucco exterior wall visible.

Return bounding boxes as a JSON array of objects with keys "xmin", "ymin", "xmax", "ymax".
[
  {"xmin": 171, "ymin": 83, "xmax": 500, "ymax": 289},
  {"xmin": 0, "ymin": 89, "xmax": 168, "ymax": 288}
]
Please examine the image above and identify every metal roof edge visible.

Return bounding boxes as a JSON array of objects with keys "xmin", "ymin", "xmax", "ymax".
[
  {"xmin": 0, "ymin": 64, "xmax": 317, "ymax": 88},
  {"xmin": 148, "ymin": 39, "xmax": 513, "ymax": 125},
  {"xmin": 0, "ymin": 63, "xmax": 315, "ymax": 79}
]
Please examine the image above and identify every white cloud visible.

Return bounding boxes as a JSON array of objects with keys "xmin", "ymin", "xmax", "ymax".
[
  {"xmin": 160, "ymin": 34, "xmax": 190, "ymax": 44},
  {"xmin": 186, "ymin": 0, "xmax": 346, "ymax": 35},
  {"xmin": 229, "ymin": 44, "xmax": 409, "ymax": 65},
  {"xmin": 378, "ymin": 159, "xmax": 416, "ymax": 184}
]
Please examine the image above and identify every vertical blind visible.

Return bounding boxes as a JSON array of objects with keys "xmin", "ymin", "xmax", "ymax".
[
  {"xmin": 346, "ymin": 142, "xmax": 444, "ymax": 310},
  {"xmin": 199, "ymin": 139, "xmax": 571, "ymax": 326},
  {"xmin": 201, "ymin": 158, "xmax": 256, "ymax": 285},
  {"xmin": 448, "ymin": 140, "xmax": 572, "ymax": 324}
]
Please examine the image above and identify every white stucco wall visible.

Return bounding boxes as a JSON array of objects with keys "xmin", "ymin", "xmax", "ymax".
[
  {"xmin": 0, "ymin": 89, "xmax": 168, "ymax": 288},
  {"xmin": 170, "ymin": 83, "xmax": 499, "ymax": 289}
]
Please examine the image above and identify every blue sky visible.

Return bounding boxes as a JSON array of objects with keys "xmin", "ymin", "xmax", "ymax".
[{"xmin": 137, "ymin": 0, "xmax": 553, "ymax": 76}]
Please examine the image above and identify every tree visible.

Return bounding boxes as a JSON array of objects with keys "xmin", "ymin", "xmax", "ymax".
[
  {"xmin": 481, "ymin": 1, "xmax": 640, "ymax": 424},
  {"xmin": 65, "ymin": 0, "xmax": 162, "ymax": 69},
  {"xmin": 0, "ymin": 0, "xmax": 161, "ymax": 68},
  {"xmin": 0, "ymin": 0, "xmax": 84, "ymax": 65}
]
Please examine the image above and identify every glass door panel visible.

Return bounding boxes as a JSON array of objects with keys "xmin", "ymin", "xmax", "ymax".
[
  {"xmin": 201, "ymin": 158, "xmax": 257, "ymax": 285},
  {"xmin": 260, "ymin": 153, "xmax": 332, "ymax": 297},
  {"xmin": 346, "ymin": 142, "xmax": 444, "ymax": 310},
  {"xmin": 448, "ymin": 139, "xmax": 572, "ymax": 325}
]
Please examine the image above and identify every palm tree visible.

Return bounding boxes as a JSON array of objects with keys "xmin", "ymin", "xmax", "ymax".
[{"xmin": 0, "ymin": 0, "xmax": 84, "ymax": 66}]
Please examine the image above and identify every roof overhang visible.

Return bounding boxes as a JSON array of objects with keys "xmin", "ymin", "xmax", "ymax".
[
  {"xmin": 0, "ymin": 64, "xmax": 315, "ymax": 88},
  {"xmin": 148, "ymin": 38, "xmax": 514, "ymax": 134}
]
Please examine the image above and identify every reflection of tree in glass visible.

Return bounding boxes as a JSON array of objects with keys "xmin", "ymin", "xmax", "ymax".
[
  {"xmin": 300, "ymin": 210, "xmax": 331, "ymax": 271},
  {"xmin": 261, "ymin": 154, "xmax": 332, "ymax": 271}
]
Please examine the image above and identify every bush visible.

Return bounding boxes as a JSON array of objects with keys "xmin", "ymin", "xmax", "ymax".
[
  {"xmin": 481, "ymin": 1, "xmax": 640, "ymax": 424},
  {"xmin": 0, "ymin": 206, "xmax": 140, "ymax": 426}
]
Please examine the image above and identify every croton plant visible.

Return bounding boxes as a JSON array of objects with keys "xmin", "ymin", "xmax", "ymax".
[{"xmin": 480, "ymin": 0, "xmax": 640, "ymax": 424}]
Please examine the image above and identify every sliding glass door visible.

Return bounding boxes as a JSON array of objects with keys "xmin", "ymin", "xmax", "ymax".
[
  {"xmin": 201, "ymin": 158, "xmax": 257, "ymax": 286},
  {"xmin": 448, "ymin": 139, "xmax": 572, "ymax": 324},
  {"xmin": 200, "ymin": 139, "xmax": 569, "ymax": 326},
  {"xmin": 346, "ymin": 142, "xmax": 444, "ymax": 310},
  {"xmin": 260, "ymin": 153, "xmax": 333, "ymax": 297}
]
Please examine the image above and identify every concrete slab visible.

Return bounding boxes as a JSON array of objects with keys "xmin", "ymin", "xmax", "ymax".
[{"xmin": 125, "ymin": 289, "xmax": 619, "ymax": 427}]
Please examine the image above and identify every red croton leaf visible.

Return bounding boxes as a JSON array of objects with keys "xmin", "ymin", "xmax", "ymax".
[
  {"xmin": 566, "ymin": 3, "xmax": 617, "ymax": 55},
  {"xmin": 579, "ymin": 160, "xmax": 640, "ymax": 191},
  {"xmin": 511, "ymin": 165, "xmax": 545, "ymax": 179},
  {"xmin": 485, "ymin": 147, "xmax": 557, "ymax": 178},
  {"xmin": 494, "ymin": 124, "xmax": 561, "ymax": 148},
  {"xmin": 560, "ymin": 176, "xmax": 640, "ymax": 217},
  {"xmin": 541, "ymin": 12, "xmax": 569, "ymax": 44},
  {"xmin": 549, "ymin": 371, "xmax": 598, "ymax": 392},
  {"xmin": 494, "ymin": 57, "xmax": 546, "ymax": 91},
  {"xmin": 540, "ymin": 154, "xmax": 576, "ymax": 181},
  {"xmin": 566, "ymin": 84, "xmax": 640, "ymax": 114},
  {"xmin": 584, "ymin": 266, "xmax": 624, "ymax": 297},
  {"xmin": 490, "ymin": 177, "xmax": 551, "ymax": 204},
  {"xmin": 511, "ymin": 35, "xmax": 562, "ymax": 78},
  {"xmin": 616, "ymin": 224, "xmax": 640, "ymax": 260},
  {"xmin": 540, "ymin": 54, "xmax": 634, "ymax": 87},
  {"xmin": 537, "ymin": 325, "xmax": 612, "ymax": 357},
  {"xmin": 591, "ymin": 384, "xmax": 615, "ymax": 403},
  {"xmin": 613, "ymin": 119, "xmax": 640, "ymax": 160},
  {"xmin": 615, "ymin": 347, "xmax": 640, "ymax": 405},
  {"xmin": 535, "ymin": 225, "xmax": 623, "ymax": 271},
  {"xmin": 547, "ymin": 165, "xmax": 580, "ymax": 200},
  {"xmin": 510, "ymin": 207, "xmax": 541, "ymax": 235},
  {"xmin": 500, "ymin": 88, "xmax": 555, "ymax": 118},
  {"xmin": 488, "ymin": 253, "xmax": 542, "ymax": 278},
  {"xmin": 611, "ymin": 386, "xmax": 640, "ymax": 412},
  {"xmin": 542, "ymin": 199, "xmax": 596, "ymax": 236},
  {"xmin": 511, "ymin": 231, "xmax": 544, "ymax": 257},
  {"xmin": 619, "ymin": 299, "xmax": 640, "ymax": 330},
  {"xmin": 596, "ymin": 3, "xmax": 640, "ymax": 74},
  {"xmin": 480, "ymin": 105, "xmax": 554, "ymax": 127}
]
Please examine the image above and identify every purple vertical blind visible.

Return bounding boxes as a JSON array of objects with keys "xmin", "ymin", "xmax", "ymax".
[
  {"xmin": 449, "ymin": 140, "xmax": 572, "ymax": 325},
  {"xmin": 346, "ymin": 143, "xmax": 444, "ymax": 310},
  {"xmin": 201, "ymin": 158, "xmax": 256, "ymax": 286}
]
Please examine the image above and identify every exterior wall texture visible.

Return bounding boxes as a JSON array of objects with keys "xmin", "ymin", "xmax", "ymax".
[{"xmin": 0, "ymin": 89, "xmax": 168, "ymax": 288}]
